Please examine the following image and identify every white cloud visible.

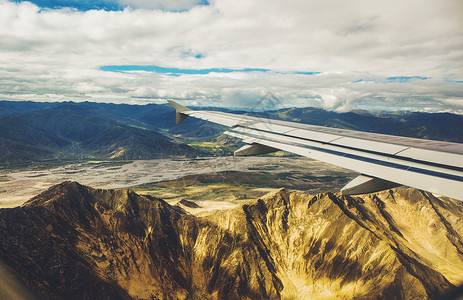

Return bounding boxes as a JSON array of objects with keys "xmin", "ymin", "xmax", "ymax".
[
  {"xmin": 0, "ymin": 0, "xmax": 462, "ymax": 112},
  {"xmin": 117, "ymin": 0, "xmax": 207, "ymax": 11}
]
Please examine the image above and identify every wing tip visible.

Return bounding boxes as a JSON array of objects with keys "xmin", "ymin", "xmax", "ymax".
[
  {"xmin": 167, "ymin": 100, "xmax": 191, "ymax": 124},
  {"xmin": 167, "ymin": 100, "xmax": 192, "ymax": 113}
]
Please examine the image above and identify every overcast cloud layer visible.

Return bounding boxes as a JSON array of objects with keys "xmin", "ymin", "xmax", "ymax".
[{"xmin": 1, "ymin": 0, "xmax": 462, "ymax": 112}]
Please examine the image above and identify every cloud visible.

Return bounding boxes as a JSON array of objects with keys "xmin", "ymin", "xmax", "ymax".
[
  {"xmin": 0, "ymin": 0, "xmax": 462, "ymax": 113},
  {"xmin": 118, "ymin": 0, "xmax": 209, "ymax": 11}
]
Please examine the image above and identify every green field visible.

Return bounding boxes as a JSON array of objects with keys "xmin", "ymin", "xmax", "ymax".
[{"xmin": 131, "ymin": 170, "xmax": 355, "ymax": 206}]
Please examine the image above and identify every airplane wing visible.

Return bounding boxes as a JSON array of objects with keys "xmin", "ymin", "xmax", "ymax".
[{"xmin": 168, "ymin": 100, "xmax": 463, "ymax": 201}]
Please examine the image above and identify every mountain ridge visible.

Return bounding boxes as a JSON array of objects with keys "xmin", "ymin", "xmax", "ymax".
[
  {"xmin": 0, "ymin": 182, "xmax": 462, "ymax": 299},
  {"xmin": 0, "ymin": 106, "xmax": 201, "ymax": 165}
]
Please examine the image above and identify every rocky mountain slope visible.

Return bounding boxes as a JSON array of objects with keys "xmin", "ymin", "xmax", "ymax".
[{"xmin": 0, "ymin": 182, "xmax": 462, "ymax": 299}]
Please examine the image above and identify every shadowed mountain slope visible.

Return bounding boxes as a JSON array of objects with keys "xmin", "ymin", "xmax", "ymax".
[
  {"xmin": 0, "ymin": 106, "xmax": 200, "ymax": 165},
  {"xmin": 0, "ymin": 182, "xmax": 462, "ymax": 299},
  {"xmin": 264, "ymin": 108, "xmax": 463, "ymax": 143}
]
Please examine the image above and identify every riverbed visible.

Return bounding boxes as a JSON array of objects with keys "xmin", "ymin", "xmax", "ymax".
[{"xmin": 0, "ymin": 156, "xmax": 354, "ymax": 208}]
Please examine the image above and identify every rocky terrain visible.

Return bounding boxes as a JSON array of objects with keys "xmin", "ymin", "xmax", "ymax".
[{"xmin": 0, "ymin": 182, "xmax": 462, "ymax": 299}]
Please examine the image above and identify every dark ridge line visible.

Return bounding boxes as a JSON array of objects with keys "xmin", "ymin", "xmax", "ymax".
[
  {"xmin": 371, "ymin": 195, "xmax": 404, "ymax": 238},
  {"xmin": 422, "ymin": 191, "xmax": 463, "ymax": 257}
]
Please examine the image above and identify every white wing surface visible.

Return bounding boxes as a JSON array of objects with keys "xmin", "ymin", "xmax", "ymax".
[{"xmin": 168, "ymin": 100, "xmax": 463, "ymax": 201}]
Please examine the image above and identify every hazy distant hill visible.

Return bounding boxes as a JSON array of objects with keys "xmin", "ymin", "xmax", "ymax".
[
  {"xmin": 0, "ymin": 103, "xmax": 200, "ymax": 165},
  {"xmin": 1, "ymin": 100, "xmax": 462, "ymax": 165},
  {"xmin": 0, "ymin": 114, "xmax": 71, "ymax": 164},
  {"xmin": 264, "ymin": 107, "xmax": 463, "ymax": 143},
  {"xmin": 0, "ymin": 182, "xmax": 461, "ymax": 299},
  {"xmin": 0, "ymin": 101, "xmax": 62, "ymax": 117}
]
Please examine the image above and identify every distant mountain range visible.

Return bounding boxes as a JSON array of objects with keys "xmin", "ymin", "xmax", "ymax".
[
  {"xmin": 0, "ymin": 182, "xmax": 462, "ymax": 299},
  {"xmin": 0, "ymin": 101, "xmax": 202, "ymax": 165},
  {"xmin": 1, "ymin": 100, "xmax": 462, "ymax": 166},
  {"xmin": 260, "ymin": 107, "xmax": 463, "ymax": 143}
]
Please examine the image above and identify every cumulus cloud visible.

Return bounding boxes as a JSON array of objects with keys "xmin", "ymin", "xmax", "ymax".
[
  {"xmin": 0, "ymin": 0, "xmax": 462, "ymax": 112},
  {"xmin": 118, "ymin": 0, "xmax": 208, "ymax": 11}
]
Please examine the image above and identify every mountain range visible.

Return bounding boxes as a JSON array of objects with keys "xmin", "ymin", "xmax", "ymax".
[
  {"xmin": 1, "ymin": 100, "xmax": 463, "ymax": 166},
  {"xmin": 0, "ymin": 102, "xmax": 201, "ymax": 165},
  {"xmin": 0, "ymin": 182, "xmax": 462, "ymax": 299}
]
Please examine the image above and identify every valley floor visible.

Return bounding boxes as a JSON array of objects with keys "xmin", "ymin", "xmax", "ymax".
[{"xmin": 0, "ymin": 156, "xmax": 355, "ymax": 208}]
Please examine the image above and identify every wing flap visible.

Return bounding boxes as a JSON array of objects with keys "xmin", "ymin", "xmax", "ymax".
[
  {"xmin": 396, "ymin": 147, "xmax": 463, "ymax": 169},
  {"xmin": 341, "ymin": 175, "xmax": 401, "ymax": 195},
  {"xmin": 285, "ymin": 128, "xmax": 340, "ymax": 143},
  {"xmin": 333, "ymin": 137, "xmax": 408, "ymax": 155},
  {"xmin": 225, "ymin": 128, "xmax": 463, "ymax": 200}
]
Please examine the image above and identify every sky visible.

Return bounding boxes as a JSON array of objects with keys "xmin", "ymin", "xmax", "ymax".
[{"xmin": 0, "ymin": 0, "xmax": 462, "ymax": 112}]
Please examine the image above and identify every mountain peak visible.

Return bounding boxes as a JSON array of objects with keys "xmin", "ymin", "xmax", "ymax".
[
  {"xmin": 1, "ymin": 183, "xmax": 462, "ymax": 299},
  {"xmin": 23, "ymin": 181, "xmax": 90, "ymax": 206}
]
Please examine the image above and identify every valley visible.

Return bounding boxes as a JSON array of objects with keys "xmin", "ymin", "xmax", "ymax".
[{"xmin": 0, "ymin": 156, "xmax": 356, "ymax": 208}]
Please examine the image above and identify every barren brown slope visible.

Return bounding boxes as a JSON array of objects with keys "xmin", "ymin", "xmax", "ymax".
[
  {"xmin": 0, "ymin": 182, "xmax": 282, "ymax": 299},
  {"xmin": 232, "ymin": 188, "xmax": 463, "ymax": 299},
  {"xmin": 0, "ymin": 182, "xmax": 462, "ymax": 299}
]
